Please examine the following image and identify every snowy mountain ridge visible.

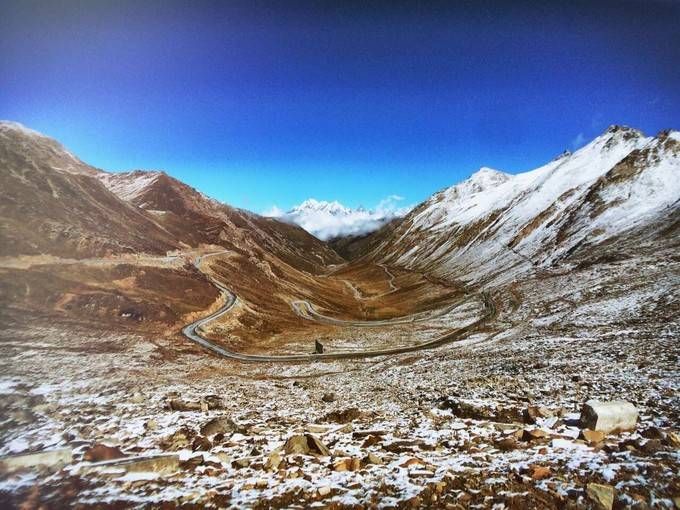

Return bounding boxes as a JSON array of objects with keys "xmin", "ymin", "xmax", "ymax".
[{"xmin": 369, "ymin": 125, "xmax": 679, "ymax": 285}]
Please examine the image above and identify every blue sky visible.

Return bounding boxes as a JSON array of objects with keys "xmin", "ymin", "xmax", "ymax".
[{"xmin": 1, "ymin": 0, "xmax": 679, "ymax": 213}]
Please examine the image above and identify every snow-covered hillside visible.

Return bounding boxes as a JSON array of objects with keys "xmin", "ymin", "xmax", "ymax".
[
  {"xmin": 371, "ymin": 126, "xmax": 680, "ymax": 285},
  {"xmin": 267, "ymin": 197, "xmax": 411, "ymax": 240}
]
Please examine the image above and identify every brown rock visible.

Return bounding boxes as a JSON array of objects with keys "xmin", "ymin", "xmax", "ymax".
[
  {"xmin": 530, "ymin": 465, "xmax": 551, "ymax": 480},
  {"xmin": 323, "ymin": 407, "xmax": 362, "ymax": 424},
  {"xmin": 521, "ymin": 428, "xmax": 550, "ymax": 441},
  {"xmin": 495, "ymin": 437, "xmax": 517, "ymax": 451},
  {"xmin": 581, "ymin": 429, "xmax": 605, "ymax": 444},
  {"xmin": 265, "ymin": 451, "xmax": 283, "ymax": 471},
  {"xmin": 283, "ymin": 433, "xmax": 331, "ymax": 456},
  {"xmin": 333, "ymin": 458, "xmax": 352, "ymax": 472},
  {"xmin": 586, "ymin": 483, "xmax": 615, "ymax": 510},
  {"xmin": 191, "ymin": 436, "xmax": 212, "ymax": 451},
  {"xmin": 83, "ymin": 444, "xmax": 126, "ymax": 462},
  {"xmin": 523, "ymin": 406, "xmax": 553, "ymax": 424},
  {"xmin": 201, "ymin": 416, "xmax": 237, "ymax": 437},
  {"xmin": 321, "ymin": 393, "xmax": 336, "ymax": 403}
]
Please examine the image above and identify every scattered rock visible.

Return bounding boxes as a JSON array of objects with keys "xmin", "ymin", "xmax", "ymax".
[
  {"xmin": 265, "ymin": 451, "xmax": 283, "ymax": 471},
  {"xmin": 530, "ymin": 465, "xmax": 551, "ymax": 480},
  {"xmin": 365, "ymin": 452, "xmax": 383, "ymax": 465},
  {"xmin": 323, "ymin": 407, "xmax": 362, "ymax": 424},
  {"xmin": 83, "ymin": 444, "xmax": 126, "ymax": 462},
  {"xmin": 322, "ymin": 392, "xmax": 336, "ymax": 403},
  {"xmin": 167, "ymin": 395, "xmax": 223, "ymax": 412},
  {"xmin": 144, "ymin": 419, "xmax": 158, "ymax": 431},
  {"xmin": 495, "ymin": 437, "xmax": 517, "ymax": 451},
  {"xmin": 191, "ymin": 436, "xmax": 212, "ymax": 451},
  {"xmin": 523, "ymin": 405, "xmax": 553, "ymax": 424},
  {"xmin": 161, "ymin": 427, "xmax": 195, "ymax": 451},
  {"xmin": 581, "ymin": 429, "xmax": 605, "ymax": 444},
  {"xmin": 586, "ymin": 483, "xmax": 615, "ymax": 510},
  {"xmin": 580, "ymin": 400, "xmax": 638, "ymax": 434},
  {"xmin": 283, "ymin": 433, "xmax": 331, "ymax": 456},
  {"xmin": 200, "ymin": 416, "xmax": 237, "ymax": 437},
  {"xmin": 521, "ymin": 428, "xmax": 550, "ymax": 441},
  {"xmin": 318, "ymin": 486, "xmax": 332, "ymax": 497},
  {"xmin": 333, "ymin": 457, "xmax": 360, "ymax": 472}
]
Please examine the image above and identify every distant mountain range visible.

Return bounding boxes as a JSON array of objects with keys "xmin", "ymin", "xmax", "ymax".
[{"xmin": 265, "ymin": 197, "xmax": 411, "ymax": 241}]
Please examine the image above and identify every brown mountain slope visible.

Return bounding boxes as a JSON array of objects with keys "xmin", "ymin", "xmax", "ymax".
[
  {"xmin": 98, "ymin": 170, "xmax": 343, "ymax": 272},
  {"xmin": 0, "ymin": 121, "xmax": 345, "ymax": 338},
  {"xmin": 0, "ymin": 122, "xmax": 180, "ymax": 258}
]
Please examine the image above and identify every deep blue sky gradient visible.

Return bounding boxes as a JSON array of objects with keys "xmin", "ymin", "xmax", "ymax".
[{"xmin": 1, "ymin": 0, "xmax": 679, "ymax": 212}]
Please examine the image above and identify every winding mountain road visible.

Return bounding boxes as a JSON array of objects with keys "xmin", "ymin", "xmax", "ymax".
[{"xmin": 181, "ymin": 252, "xmax": 497, "ymax": 362}]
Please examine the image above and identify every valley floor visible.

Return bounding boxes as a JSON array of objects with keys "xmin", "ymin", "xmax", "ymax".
[{"xmin": 0, "ymin": 250, "xmax": 679, "ymax": 509}]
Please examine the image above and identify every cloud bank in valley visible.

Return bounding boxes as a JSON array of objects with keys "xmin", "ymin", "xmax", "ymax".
[{"xmin": 263, "ymin": 195, "xmax": 412, "ymax": 241}]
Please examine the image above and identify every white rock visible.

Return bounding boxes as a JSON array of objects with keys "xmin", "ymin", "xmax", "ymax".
[
  {"xmin": 0, "ymin": 448, "xmax": 73, "ymax": 473},
  {"xmin": 581, "ymin": 400, "xmax": 638, "ymax": 434}
]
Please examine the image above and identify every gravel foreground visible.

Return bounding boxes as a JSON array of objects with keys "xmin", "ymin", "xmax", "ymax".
[{"xmin": 1, "ymin": 253, "xmax": 679, "ymax": 509}]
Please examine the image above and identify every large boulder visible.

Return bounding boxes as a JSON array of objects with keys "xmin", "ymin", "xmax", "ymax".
[{"xmin": 580, "ymin": 400, "xmax": 638, "ymax": 434}]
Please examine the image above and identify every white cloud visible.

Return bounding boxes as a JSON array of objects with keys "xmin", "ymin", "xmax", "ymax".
[
  {"xmin": 262, "ymin": 205, "xmax": 284, "ymax": 217},
  {"xmin": 270, "ymin": 196, "xmax": 412, "ymax": 241}
]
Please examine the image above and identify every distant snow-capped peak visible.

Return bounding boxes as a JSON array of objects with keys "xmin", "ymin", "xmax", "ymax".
[
  {"xmin": 290, "ymin": 199, "xmax": 353, "ymax": 217},
  {"xmin": 264, "ymin": 197, "xmax": 412, "ymax": 241}
]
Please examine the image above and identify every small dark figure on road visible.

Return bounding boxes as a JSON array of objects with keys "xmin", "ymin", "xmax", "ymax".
[{"xmin": 314, "ymin": 340, "xmax": 324, "ymax": 354}]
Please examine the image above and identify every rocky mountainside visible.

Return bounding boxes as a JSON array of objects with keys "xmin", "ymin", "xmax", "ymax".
[
  {"xmin": 0, "ymin": 121, "xmax": 340, "ymax": 271},
  {"xmin": 98, "ymin": 172, "xmax": 342, "ymax": 273},
  {"xmin": 367, "ymin": 126, "xmax": 680, "ymax": 286},
  {"xmin": 0, "ymin": 122, "xmax": 179, "ymax": 258},
  {"xmin": 0, "ymin": 121, "xmax": 342, "ymax": 338}
]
